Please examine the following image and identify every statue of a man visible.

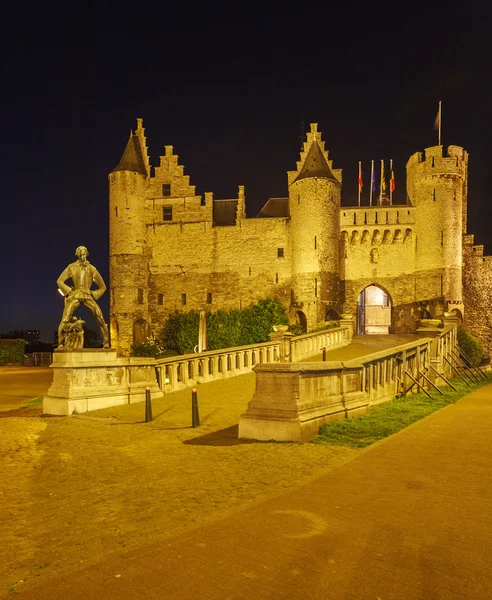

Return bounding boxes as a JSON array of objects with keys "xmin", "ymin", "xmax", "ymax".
[{"xmin": 57, "ymin": 246, "xmax": 110, "ymax": 348}]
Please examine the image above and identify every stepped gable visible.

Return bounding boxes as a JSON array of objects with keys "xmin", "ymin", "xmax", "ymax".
[
  {"xmin": 111, "ymin": 131, "xmax": 147, "ymax": 175},
  {"xmin": 213, "ymin": 199, "xmax": 238, "ymax": 226},
  {"xmin": 257, "ymin": 197, "xmax": 289, "ymax": 218}
]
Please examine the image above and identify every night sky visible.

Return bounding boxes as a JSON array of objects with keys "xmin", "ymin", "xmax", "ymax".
[{"xmin": 1, "ymin": 2, "xmax": 489, "ymax": 342}]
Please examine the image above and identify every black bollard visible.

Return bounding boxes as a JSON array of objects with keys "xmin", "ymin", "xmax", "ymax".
[
  {"xmin": 322, "ymin": 347, "xmax": 327, "ymax": 361},
  {"xmin": 145, "ymin": 387, "xmax": 153, "ymax": 422},
  {"xmin": 192, "ymin": 388, "xmax": 200, "ymax": 427}
]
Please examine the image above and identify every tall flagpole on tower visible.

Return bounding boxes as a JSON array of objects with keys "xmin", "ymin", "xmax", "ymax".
[
  {"xmin": 369, "ymin": 160, "xmax": 374, "ymax": 207},
  {"xmin": 379, "ymin": 159, "xmax": 384, "ymax": 206},
  {"xmin": 389, "ymin": 159, "xmax": 393, "ymax": 205},
  {"xmin": 358, "ymin": 161, "xmax": 362, "ymax": 207}
]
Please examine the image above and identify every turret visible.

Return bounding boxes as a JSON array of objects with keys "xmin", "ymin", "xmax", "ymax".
[
  {"xmin": 406, "ymin": 145, "xmax": 468, "ymax": 314},
  {"xmin": 288, "ymin": 123, "xmax": 342, "ymax": 330},
  {"xmin": 109, "ymin": 119, "xmax": 151, "ymax": 355}
]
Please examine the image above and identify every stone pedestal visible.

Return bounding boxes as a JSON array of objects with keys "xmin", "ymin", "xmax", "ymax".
[
  {"xmin": 239, "ymin": 362, "xmax": 369, "ymax": 442},
  {"xmin": 43, "ymin": 349, "xmax": 161, "ymax": 416}
]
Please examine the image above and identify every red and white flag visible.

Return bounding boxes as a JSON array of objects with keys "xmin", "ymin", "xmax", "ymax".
[{"xmin": 358, "ymin": 161, "xmax": 363, "ymax": 192}]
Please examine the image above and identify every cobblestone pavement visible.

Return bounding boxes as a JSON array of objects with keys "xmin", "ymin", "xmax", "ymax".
[{"xmin": 0, "ymin": 373, "xmax": 358, "ymax": 595}]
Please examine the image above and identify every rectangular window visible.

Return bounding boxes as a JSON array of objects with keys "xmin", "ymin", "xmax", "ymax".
[
  {"xmin": 314, "ymin": 236, "xmax": 317, "ymax": 249},
  {"xmin": 181, "ymin": 293, "xmax": 187, "ymax": 306},
  {"xmin": 137, "ymin": 289, "xmax": 143, "ymax": 304},
  {"xmin": 162, "ymin": 183, "xmax": 171, "ymax": 196},
  {"xmin": 275, "ymin": 273, "xmax": 279, "ymax": 283},
  {"xmin": 163, "ymin": 206, "xmax": 173, "ymax": 221},
  {"xmin": 157, "ymin": 293, "xmax": 164, "ymax": 305},
  {"xmin": 314, "ymin": 278, "xmax": 318, "ymax": 297},
  {"xmin": 207, "ymin": 292, "xmax": 212, "ymax": 304},
  {"xmin": 115, "ymin": 206, "xmax": 118, "ymax": 217},
  {"xmin": 277, "ymin": 248, "xmax": 284, "ymax": 258}
]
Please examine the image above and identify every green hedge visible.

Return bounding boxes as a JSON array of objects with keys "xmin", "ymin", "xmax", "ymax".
[
  {"xmin": 457, "ymin": 324, "xmax": 484, "ymax": 365},
  {"xmin": 160, "ymin": 298, "xmax": 288, "ymax": 355},
  {"xmin": 0, "ymin": 339, "xmax": 26, "ymax": 365}
]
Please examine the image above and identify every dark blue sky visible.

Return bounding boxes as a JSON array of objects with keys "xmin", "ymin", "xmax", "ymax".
[{"xmin": 1, "ymin": 2, "xmax": 489, "ymax": 342}]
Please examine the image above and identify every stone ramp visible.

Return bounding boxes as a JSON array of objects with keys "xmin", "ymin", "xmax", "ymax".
[
  {"xmin": 19, "ymin": 383, "xmax": 492, "ymax": 599},
  {"xmin": 304, "ymin": 333, "xmax": 420, "ymax": 362}
]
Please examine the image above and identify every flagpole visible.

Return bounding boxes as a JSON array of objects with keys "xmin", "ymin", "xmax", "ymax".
[
  {"xmin": 358, "ymin": 161, "xmax": 361, "ymax": 207},
  {"xmin": 390, "ymin": 159, "xmax": 393, "ymax": 205},
  {"xmin": 438, "ymin": 100, "xmax": 442, "ymax": 145},
  {"xmin": 380, "ymin": 159, "xmax": 383, "ymax": 206},
  {"xmin": 370, "ymin": 160, "xmax": 374, "ymax": 207}
]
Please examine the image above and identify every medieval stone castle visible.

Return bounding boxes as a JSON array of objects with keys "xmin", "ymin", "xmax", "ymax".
[{"xmin": 109, "ymin": 119, "xmax": 492, "ymax": 357}]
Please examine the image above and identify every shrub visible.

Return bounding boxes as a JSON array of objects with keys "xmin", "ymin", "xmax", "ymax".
[
  {"xmin": 288, "ymin": 324, "xmax": 304, "ymax": 337},
  {"xmin": 130, "ymin": 338, "xmax": 164, "ymax": 358},
  {"xmin": 0, "ymin": 339, "xmax": 26, "ymax": 365},
  {"xmin": 160, "ymin": 298, "xmax": 288, "ymax": 354},
  {"xmin": 457, "ymin": 324, "xmax": 483, "ymax": 365},
  {"xmin": 419, "ymin": 319, "xmax": 443, "ymax": 328}
]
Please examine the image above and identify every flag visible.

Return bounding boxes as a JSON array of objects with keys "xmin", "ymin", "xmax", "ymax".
[
  {"xmin": 390, "ymin": 168, "xmax": 395, "ymax": 193},
  {"xmin": 381, "ymin": 161, "xmax": 386, "ymax": 192},
  {"xmin": 371, "ymin": 166, "xmax": 376, "ymax": 192},
  {"xmin": 358, "ymin": 162, "xmax": 363, "ymax": 192},
  {"xmin": 433, "ymin": 103, "xmax": 441, "ymax": 130},
  {"xmin": 434, "ymin": 101, "xmax": 442, "ymax": 145}
]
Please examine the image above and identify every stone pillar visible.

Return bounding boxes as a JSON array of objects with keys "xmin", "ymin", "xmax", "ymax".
[
  {"xmin": 269, "ymin": 329, "xmax": 294, "ymax": 362},
  {"xmin": 340, "ymin": 314, "xmax": 355, "ymax": 341},
  {"xmin": 416, "ymin": 325, "xmax": 444, "ymax": 384}
]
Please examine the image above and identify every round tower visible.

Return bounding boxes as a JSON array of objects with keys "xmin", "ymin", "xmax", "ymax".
[
  {"xmin": 288, "ymin": 124, "xmax": 342, "ymax": 330},
  {"xmin": 406, "ymin": 144, "xmax": 468, "ymax": 315},
  {"xmin": 109, "ymin": 119, "xmax": 151, "ymax": 355}
]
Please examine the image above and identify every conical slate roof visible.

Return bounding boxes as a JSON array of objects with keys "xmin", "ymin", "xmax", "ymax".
[
  {"xmin": 111, "ymin": 133, "xmax": 147, "ymax": 175},
  {"xmin": 294, "ymin": 141, "xmax": 338, "ymax": 183}
]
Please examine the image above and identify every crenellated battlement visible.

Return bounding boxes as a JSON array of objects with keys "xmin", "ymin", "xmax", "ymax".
[
  {"xmin": 340, "ymin": 206, "xmax": 415, "ymax": 227},
  {"xmin": 406, "ymin": 145, "xmax": 468, "ymax": 178}
]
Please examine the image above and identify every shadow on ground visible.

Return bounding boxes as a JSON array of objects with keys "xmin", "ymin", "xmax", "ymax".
[
  {"xmin": 0, "ymin": 408, "xmax": 43, "ymax": 418},
  {"xmin": 183, "ymin": 424, "xmax": 254, "ymax": 446}
]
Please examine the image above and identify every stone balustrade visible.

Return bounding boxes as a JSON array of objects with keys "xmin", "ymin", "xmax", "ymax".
[
  {"xmin": 154, "ymin": 325, "xmax": 353, "ymax": 393},
  {"xmin": 239, "ymin": 331, "xmax": 456, "ymax": 442}
]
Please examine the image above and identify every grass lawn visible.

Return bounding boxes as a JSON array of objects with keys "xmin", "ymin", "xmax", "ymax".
[
  {"xmin": 312, "ymin": 373, "xmax": 492, "ymax": 448},
  {"xmin": 20, "ymin": 396, "xmax": 44, "ymax": 408}
]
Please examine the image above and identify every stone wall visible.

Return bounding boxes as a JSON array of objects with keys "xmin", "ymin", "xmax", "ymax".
[
  {"xmin": 147, "ymin": 217, "xmax": 292, "ymax": 336},
  {"xmin": 463, "ymin": 234, "xmax": 492, "ymax": 357}
]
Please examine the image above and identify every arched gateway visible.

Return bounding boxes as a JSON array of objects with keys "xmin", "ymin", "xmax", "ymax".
[{"xmin": 357, "ymin": 285, "xmax": 392, "ymax": 334}]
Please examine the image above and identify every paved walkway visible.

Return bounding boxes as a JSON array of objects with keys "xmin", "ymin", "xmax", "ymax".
[
  {"xmin": 305, "ymin": 333, "xmax": 420, "ymax": 362},
  {"xmin": 0, "ymin": 367, "xmax": 52, "ymax": 411},
  {"xmin": 11, "ymin": 380, "xmax": 492, "ymax": 599}
]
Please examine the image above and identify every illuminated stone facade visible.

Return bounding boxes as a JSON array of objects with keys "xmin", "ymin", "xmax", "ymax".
[{"xmin": 109, "ymin": 120, "xmax": 490, "ymax": 356}]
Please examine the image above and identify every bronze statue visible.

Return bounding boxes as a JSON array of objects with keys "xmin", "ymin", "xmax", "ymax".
[{"xmin": 57, "ymin": 246, "xmax": 110, "ymax": 349}]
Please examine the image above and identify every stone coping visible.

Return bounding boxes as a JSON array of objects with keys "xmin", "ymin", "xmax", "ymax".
[{"xmin": 253, "ymin": 337, "xmax": 435, "ymax": 374}]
